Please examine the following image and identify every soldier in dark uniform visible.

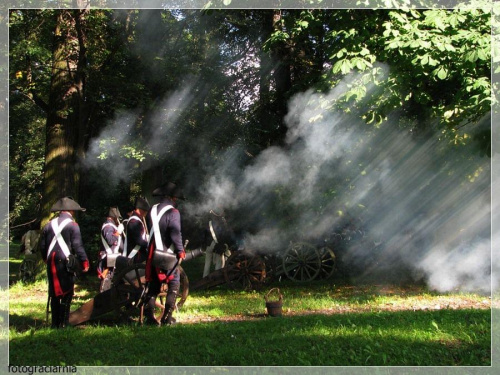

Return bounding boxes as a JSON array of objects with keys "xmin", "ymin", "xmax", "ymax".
[
  {"xmin": 40, "ymin": 197, "xmax": 90, "ymax": 328},
  {"xmin": 143, "ymin": 182, "xmax": 186, "ymax": 326},
  {"xmin": 118, "ymin": 203, "xmax": 135, "ymax": 242},
  {"xmin": 202, "ymin": 208, "xmax": 235, "ymax": 277},
  {"xmin": 124, "ymin": 197, "xmax": 150, "ymax": 263},
  {"xmin": 97, "ymin": 207, "xmax": 124, "ymax": 291}
]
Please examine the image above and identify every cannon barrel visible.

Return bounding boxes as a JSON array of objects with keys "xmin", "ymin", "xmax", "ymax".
[
  {"xmin": 114, "ymin": 247, "xmax": 204, "ymax": 272},
  {"xmin": 184, "ymin": 248, "xmax": 204, "ymax": 262}
]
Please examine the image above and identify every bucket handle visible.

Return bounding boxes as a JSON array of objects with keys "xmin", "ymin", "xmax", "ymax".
[{"xmin": 265, "ymin": 287, "xmax": 283, "ymax": 302}]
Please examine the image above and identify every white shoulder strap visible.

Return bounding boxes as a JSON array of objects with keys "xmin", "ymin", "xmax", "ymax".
[
  {"xmin": 101, "ymin": 222, "xmax": 121, "ymax": 255},
  {"xmin": 123, "ymin": 216, "xmax": 147, "ymax": 258},
  {"xmin": 150, "ymin": 204, "xmax": 173, "ymax": 251},
  {"xmin": 209, "ymin": 220, "xmax": 219, "ymax": 244},
  {"xmin": 46, "ymin": 218, "xmax": 73, "ymax": 260}
]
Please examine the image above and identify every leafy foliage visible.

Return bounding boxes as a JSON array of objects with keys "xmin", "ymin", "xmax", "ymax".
[
  {"xmin": 318, "ymin": 8, "xmax": 491, "ymax": 137},
  {"xmin": 8, "ymin": 7, "xmax": 492, "ymax": 238}
]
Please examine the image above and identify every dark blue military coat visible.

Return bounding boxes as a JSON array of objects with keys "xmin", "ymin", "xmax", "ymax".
[
  {"xmin": 40, "ymin": 212, "xmax": 88, "ymax": 297},
  {"xmin": 145, "ymin": 197, "xmax": 185, "ymax": 283},
  {"xmin": 97, "ymin": 218, "xmax": 123, "ymax": 277},
  {"xmin": 125, "ymin": 211, "xmax": 149, "ymax": 262}
]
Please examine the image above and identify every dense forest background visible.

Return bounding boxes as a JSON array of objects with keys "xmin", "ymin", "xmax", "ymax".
[{"xmin": 8, "ymin": 5, "xmax": 493, "ymax": 290}]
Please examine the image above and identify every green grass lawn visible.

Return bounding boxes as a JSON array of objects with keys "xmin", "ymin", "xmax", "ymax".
[
  {"xmin": 8, "ymin": 307, "xmax": 491, "ymax": 366},
  {"xmin": 5, "ymin": 242, "xmax": 492, "ymax": 367}
]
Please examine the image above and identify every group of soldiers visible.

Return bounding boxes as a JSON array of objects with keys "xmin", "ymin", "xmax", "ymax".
[{"xmin": 40, "ymin": 181, "xmax": 188, "ymax": 328}]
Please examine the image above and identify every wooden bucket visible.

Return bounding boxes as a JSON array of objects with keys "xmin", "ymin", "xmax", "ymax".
[{"xmin": 265, "ymin": 288, "xmax": 283, "ymax": 317}]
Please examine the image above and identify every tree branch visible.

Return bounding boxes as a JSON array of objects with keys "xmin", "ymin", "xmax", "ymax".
[{"xmin": 13, "ymin": 88, "xmax": 49, "ymax": 113}]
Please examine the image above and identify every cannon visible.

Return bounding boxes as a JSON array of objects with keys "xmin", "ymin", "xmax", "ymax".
[
  {"xmin": 191, "ymin": 241, "xmax": 336, "ymax": 291},
  {"xmin": 190, "ymin": 210, "xmax": 338, "ymax": 291},
  {"xmin": 18, "ymin": 254, "xmax": 43, "ymax": 283},
  {"xmin": 68, "ymin": 248, "xmax": 204, "ymax": 326}
]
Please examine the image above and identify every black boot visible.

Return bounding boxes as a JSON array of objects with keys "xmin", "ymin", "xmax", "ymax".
[
  {"xmin": 160, "ymin": 305, "xmax": 176, "ymax": 325},
  {"xmin": 160, "ymin": 286, "xmax": 178, "ymax": 326},
  {"xmin": 60, "ymin": 293, "xmax": 73, "ymax": 328},
  {"xmin": 50, "ymin": 297, "xmax": 61, "ymax": 329},
  {"xmin": 143, "ymin": 295, "xmax": 160, "ymax": 326}
]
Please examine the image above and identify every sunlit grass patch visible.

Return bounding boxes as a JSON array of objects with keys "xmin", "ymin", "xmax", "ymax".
[{"xmin": 7, "ymin": 273, "xmax": 491, "ymax": 366}]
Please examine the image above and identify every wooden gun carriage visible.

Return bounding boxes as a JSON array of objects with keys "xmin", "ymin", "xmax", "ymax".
[
  {"xmin": 68, "ymin": 249, "xmax": 203, "ymax": 326},
  {"xmin": 192, "ymin": 241, "xmax": 337, "ymax": 291},
  {"xmin": 66, "ymin": 240, "xmax": 335, "ymax": 325}
]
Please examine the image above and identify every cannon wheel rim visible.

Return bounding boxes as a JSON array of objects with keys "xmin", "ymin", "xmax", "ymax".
[
  {"xmin": 110, "ymin": 263, "xmax": 147, "ymax": 319},
  {"xmin": 223, "ymin": 251, "xmax": 266, "ymax": 290},
  {"xmin": 318, "ymin": 246, "xmax": 336, "ymax": 279},
  {"xmin": 282, "ymin": 242, "xmax": 321, "ymax": 282},
  {"xmin": 159, "ymin": 266, "xmax": 189, "ymax": 310},
  {"xmin": 111, "ymin": 263, "xmax": 190, "ymax": 320},
  {"xmin": 18, "ymin": 258, "xmax": 38, "ymax": 283},
  {"xmin": 261, "ymin": 253, "xmax": 281, "ymax": 282}
]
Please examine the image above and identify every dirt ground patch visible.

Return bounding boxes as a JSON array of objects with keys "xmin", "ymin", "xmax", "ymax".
[{"xmin": 176, "ymin": 286, "xmax": 493, "ymax": 325}]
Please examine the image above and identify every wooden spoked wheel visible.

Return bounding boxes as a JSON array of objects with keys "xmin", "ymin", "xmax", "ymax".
[
  {"xmin": 261, "ymin": 253, "xmax": 281, "ymax": 282},
  {"xmin": 18, "ymin": 258, "xmax": 38, "ymax": 283},
  {"xmin": 223, "ymin": 251, "xmax": 267, "ymax": 290},
  {"xmin": 282, "ymin": 242, "xmax": 321, "ymax": 282},
  {"xmin": 111, "ymin": 263, "xmax": 190, "ymax": 319},
  {"xmin": 317, "ymin": 246, "xmax": 336, "ymax": 279},
  {"xmin": 110, "ymin": 263, "xmax": 147, "ymax": 319}
]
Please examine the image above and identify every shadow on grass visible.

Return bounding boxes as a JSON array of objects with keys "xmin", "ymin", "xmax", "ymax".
[
  {"xmin": 9, "ymin": 313, "xmax": 47, "ymax": 330},
  {"xmin": 9, "ymin": 308, "xmax": 491, "ymax": 367}
]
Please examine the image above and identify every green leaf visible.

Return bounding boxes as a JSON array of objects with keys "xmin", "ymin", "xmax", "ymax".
[
  {"xmin": 359, "ymin": 47, "xmax": 370, "ymax": 56},
  {"xmin": 466, "ymin": 50, "xmax": 479, "ymax": 62},
  {"xmin": 386, "ymin": 40, "xmax": 402, "ymax": 49},
  {"xmin": 434, "ymin": 66, "xmax": 448, "ymax": 80},
  {"xmin": 449, "ymin": 12, "xmax": 466, "ymax": 28},
  {"xmin": 428, "ymin": 56, "xmax": 439, "ymax": 66},
  {"xmin": 444, "ymin": 43, "xmax": 456, "ymax": 52},
  {"xmin": 391, "ymin": 11, "xmax": 408, "ymax": 25},
  {"xmin": 354, "ymin": 58, "xmax": 366, "ymax": 70},
  {"xmin": 341, "ymin": 59, "xmax": 353, "ymax": 74},
  {"xmin": 410, "ymin": 40, "xmax": 421, "ymax": 48},
  {"xmin": 477, "ymin": 48, "xmax": 489, "ymax": 61},
  {"xmin": 420, "ymin": 40, "xmax": 432, "ymax": 49},
  {"xmin": 333, "ymin": 59, "xmax": 353, "ymax": 75}
]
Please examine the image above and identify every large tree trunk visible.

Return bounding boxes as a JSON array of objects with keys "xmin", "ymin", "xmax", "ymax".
[{"xmin": 40, "ymin": 9, "xmax": 88, "ymax": 226}]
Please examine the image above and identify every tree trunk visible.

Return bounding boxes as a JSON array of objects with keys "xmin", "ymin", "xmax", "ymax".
[
  {"xmin": 258, "ymin": 10, "xmax": 274, "ymax": 131},
  {"xmin": 271, "ymin": 10, "xmax": 291, "ymax": 145},
  {"xmin": 40, "ymin": 9, "xmax": 88, "ymax": 226}
]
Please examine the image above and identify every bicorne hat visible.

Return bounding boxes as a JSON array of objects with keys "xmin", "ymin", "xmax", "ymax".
[
  {"xmin": 50, "ymin": 196, "xmax": 86, "ymax": 212},
  {"xmin": 134, "ymin": 196, "xmax": 150, "ymax": 211},
  {"xmin": 152, "ymin": 182, "xmax": 186, "ymax": 200},
  {"xmin": 108, "ymin": 206, "xmax": 122, "ymax": 220}
]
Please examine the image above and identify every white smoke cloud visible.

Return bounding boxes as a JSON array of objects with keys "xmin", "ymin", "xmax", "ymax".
[
  {"xmin": 185, "ymin": 69, "xmax": 491, "ymax": 294},
  {"xmin": 84, "ymin": 110, "xmax": 141, "ymax": 183},
  {"xmin": 419, "ymin": 239, "xmax": 491, "ymax": 294},
  {"xmin": 146, "ymin": 83, "xmax": 196, "ymax": 156},
  {"xmin": 84, "ymin": 84, "xmax": 197, "ymax": 183},
  {"xmin": 243, "ymin": 147, "xmax": 292, "ymax": 188}
]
